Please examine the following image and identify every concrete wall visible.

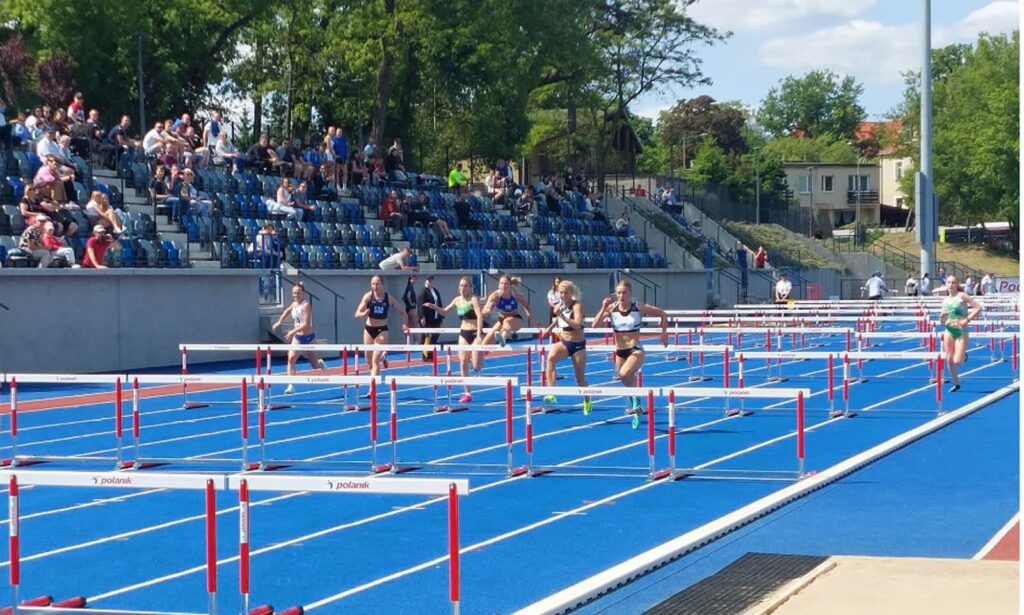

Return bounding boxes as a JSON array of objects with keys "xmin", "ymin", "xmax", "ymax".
[{"xmin": 0, "ymin": 270, "xmax": 260, "ymax": 373}]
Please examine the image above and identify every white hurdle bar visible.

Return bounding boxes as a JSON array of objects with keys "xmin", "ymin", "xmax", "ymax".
[
  {"xmin": 229, "ymin": 474, "xmax": 469, "ymax": 615},
  {"xmin": 520, "ymin": 387, "xmax": 659, "ymax": 479},
  {"xmin": 3, "ymin": 470, "xmax": 223, "ymax": 615},
  {"xmin": 1, "ymin": 374, "xmax": 128, "ymax": 468},
  {"xmin": 663, "ymin": 387, "xmax": 810, "ymax": 478}
]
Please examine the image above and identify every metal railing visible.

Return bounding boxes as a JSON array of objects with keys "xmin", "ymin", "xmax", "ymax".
[
  {"xmin": 829, "ymin": 235, "xmax": 984, "ymax": 281},
  {"xmin": 616, "ymin": 269, "xmax": 661, "ymax": 304}
]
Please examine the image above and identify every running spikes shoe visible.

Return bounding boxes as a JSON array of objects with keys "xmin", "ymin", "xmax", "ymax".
[
  {"xmin": 583, "ymin": 398, "xmax": 593, "ymax": 416},
  {"xmin": 284, "ymin": 384, "xmax": 296, "ymax": 395},
  {"xmin": 459, "ymin": 393, "xmax": 472, "ymax": 403},
  {"xmin": 495, "ymin": 331, "xmax": 506, "ymax": 347},
  {"xmin": 543, "ymin": 395, "xmax": 558, "ymax": 405}
]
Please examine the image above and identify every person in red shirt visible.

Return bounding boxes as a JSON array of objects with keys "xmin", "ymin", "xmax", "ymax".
[
  {"xmin": 754, "ymin": 245, "xmax": 768, "ymax": 269},
  {"xmin": 83, "ymin": 225, "xmax": 115, "ymax": 269}
]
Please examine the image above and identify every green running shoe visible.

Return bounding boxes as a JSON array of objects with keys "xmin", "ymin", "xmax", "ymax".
[
  {"xmin": 583, "ymin": 397, "xmax": 593, "ymax": 416},
  {"xmin": 632, "ymin": 396, "xmax": 644, "ymax": 414},
  {"xmin": 631, "ymin": 412, "xmax": 640, "ymax": 430},
  {"xmin": 543, "ymin": 395, "xmax": 558, "ymax": 405}
]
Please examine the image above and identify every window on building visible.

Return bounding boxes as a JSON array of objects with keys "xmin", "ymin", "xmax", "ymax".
[
  {"xmin": 798, "ymin": 175, "xmax": 811, "ymax": 193},
  {"xmin": 848, "ymin": 175, "xmax": 869, "ymax": 191},
  {"xmin": 896, "ymin": 197, "xmax": 905, "ymax": 208},
  {"xmin": 894, "ymin": 160, "xmax": 903, "ymax": 180},
  {"xmin": 821, "ymin": 175, "xmax": 834, "ymax": 192}
]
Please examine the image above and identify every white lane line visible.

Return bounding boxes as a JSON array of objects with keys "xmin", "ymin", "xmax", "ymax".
[{"xmin": 973, "ymin": 512, "xmax": 1020, "ymax": 560}]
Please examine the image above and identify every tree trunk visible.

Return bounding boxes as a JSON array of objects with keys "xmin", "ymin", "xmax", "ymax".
[
  {"xmin": 371, "ymin": 0, "xmax": 397, "ymax": 143},
  {"xmin": 253, "ymin": 97, "xmax": 262, "ymax": 140}
]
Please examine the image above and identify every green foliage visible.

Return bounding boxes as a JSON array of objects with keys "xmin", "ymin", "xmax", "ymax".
[
  {"xmin": 689, "ymin": 136, "xmax": 728, "ymax": 186},
  {"xmin": 762, "ymin": 135, "xmax": 858, "ymax": 164},
  {"xmin": 758, "ymin": 70, "xmax": 865, "ymax": 139},
  {"xmin": 659, "ymin": 95, "xmax": 748, "ymax": 164},
  {"xmin": 895, "ymin": 32, "xmax": 1019, "ymax": 230}
]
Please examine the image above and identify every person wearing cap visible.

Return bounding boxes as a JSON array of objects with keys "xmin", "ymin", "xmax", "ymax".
[
  {"xmin": 18, "ymin": 215, "xmax": 52, "ymax": 267},
  {"xmin": 774, "ymin": 272, "xmax": 792, "ymax": 304},
  {"xmin": 67, "ymin": 92, "xmax": 85, "ymax": 125},
  {"xmin": 83, "ymin": 225, "xmax": 115, "ymax": 269},
  {"xmin": 418, "ymin": 276, "xmax": 444, "ymax": 361},
  {"xmin": 865, "ymin": 271, "xmax": 887, "ymax": 300}
]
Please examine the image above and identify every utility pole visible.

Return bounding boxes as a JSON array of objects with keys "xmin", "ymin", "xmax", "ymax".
[
  {"xmin": 136, "ymin": 33, "xmax": 145, "ymax": 135},
  {"xmin": 754, "ymin": 148, "xmax": 761, "ymax": 224},
  {"xmin": 916, "ymin": 0, "xmax": 936, "ymax": 277}
]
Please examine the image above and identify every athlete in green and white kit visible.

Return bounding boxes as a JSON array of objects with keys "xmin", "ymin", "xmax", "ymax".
[
  {"xmin": 423, "ymin": 276, "xmax": 483, "ymax": 403},
  {"xmin": 940, "ymin": 275, "xmax": 982, "ymax": 392}
]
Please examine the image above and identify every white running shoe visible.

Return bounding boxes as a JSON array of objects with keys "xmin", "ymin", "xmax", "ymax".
[
  {"xmin": 494, "ymin": 331, "xmax": 506, "ymax": 347},
  {"xmin": 317, "ymin": 358, "xmax": 328, "ymax": 371},
  {"xmin": 284, "ymin": 384, "xmax": 296, "ymax": 395}
]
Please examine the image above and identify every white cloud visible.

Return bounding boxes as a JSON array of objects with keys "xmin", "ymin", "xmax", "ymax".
[
  {"xmin": 686, "ymin": 0, "xmax": 875, "ymax": 32},
  {"xmin": 758, "ymin": 1, "xmax": 1019, "ymax": 86}
]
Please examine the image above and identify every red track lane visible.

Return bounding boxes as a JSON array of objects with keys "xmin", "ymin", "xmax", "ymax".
[{"xmin": 983, "ymin": 520, "xmax": 1019, "ymax": 561}]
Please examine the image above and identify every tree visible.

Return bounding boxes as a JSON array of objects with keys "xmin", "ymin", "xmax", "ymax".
[
  {"xmin": 761, "ymin": 135, "xmax": 857, "ymax": 165},
  {"xmin": 689, "ymin": 136, "xmax": 728, "ymax": 186},
  {"xmin": 659, "ymin": 95, "xmax": 747, "ymax": 168},
  {"xmin": 758, "ymin": 70, "xmax": 865, "ymax": 140},
  {"xmin": 34, "ymin": 55, "xmax": 76, "ymax": 109},
  {"xmin": 895, "ymin": 32, "xmax": 1018, "ymax": 233},
  {"xmin": 0, "ymin": 34, "xmax": 30, "ymax": 106}
]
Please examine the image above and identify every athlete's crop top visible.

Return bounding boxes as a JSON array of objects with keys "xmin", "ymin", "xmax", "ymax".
[
  {"xmin": 366, "ymin": 292, "xmax": 389, "ymax": 319},
  {"xmin": 610, "ymin": 302, "xmax": 643, "ymax": 333},
  {"xmin": 496, "ymin": 293, "xmax": 519, "ymax": 314},
  {"xmin": 557, "ymin": 302, "xmax": 577, "ymax": 332},
  {"xmin": 457, "ymin": 300, "xmax": 476, "ymax": 321},
  {"xmin": 291, "ymin": 300, "xmax": 310, "ymax": 329}
]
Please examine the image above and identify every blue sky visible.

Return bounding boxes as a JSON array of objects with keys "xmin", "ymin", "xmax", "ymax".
[{"xmin": 633, "ymin": 0, "xmax": 1020, "ymax": 122}]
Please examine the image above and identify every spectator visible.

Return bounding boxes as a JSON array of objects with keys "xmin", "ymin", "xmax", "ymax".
[
  {"xmin": 384, "ymin": 138, "xmax": 406, "ymax": 182},
  {"xmin": 34, "ymin": 156, "xmax": 74, "ymax": 204},
  {"xmin": 75, "ymin": 108, "xmax": 105, "ymax": 160},
  {"xmin": 36, "ymin": 128, "xmax": 63, "ymax": 162},
  {"xmin": 349, "ymin": 154, "xmax": 366, "ymax": 187},
  {"xmin": 514, "ymin": 186, "xmax": 534, "ymax": 221},
  {"xmin": 292, "ymin": 181, "xmax": 317, "ymax": 218},
  {"xmin": 212, "ymin": 132, "xmax": 242, "ymax": 171},
  {"xmin": 0, "ymin": 97, "xmax": 12, "ymax": 149},
  {"xmin": 865, "ymin": 271, "xmax": 887, "ymax": 300},
  {"xmin": 662, "ymin": 188, "xmax": 678, "ymax": 213},
  {"xmin": 379, "ymin": 246, "xmax": 418, "ymax": 271},
  {"xmin": 963, "ymin": 276, "xmax": 977, "ymax": 296},
  {"xmin": 980, "ymin": 272, "xmax": 996, "ymax": 295},
  {"xmin": 453, "ymin": 194, "xmax": 475, "ymax": 230},
  {"xmin": 331, "ymin": 128, "xmax": 350, "ymax": 190},
  {"xmin": 301, "ymin": 142, "xmax": 323, "ymax": 181},
  {"xmin": 268, "ymin": 181, "xmax": 301, "ymax": 221},
  {"xmin": 275, "ymin": 138, "xmax": 299, "ymax": 177},
  {"xmin": 51, "ymin": 108, "xmax": 68, "ymax": 133},
  {"xmin": 248, "ymin": 223, "xmax": 279, "ymax": 258},
  {"xmin": 19, "ymin": 215, "xmax": 52, "ymax": 267},
  {"xmin": 486, "ymin": 170, "xmax": 508, "ymax": 204},
  {"xmin": 380, "ymin": 189, "xmax": 407, "ymax": 232},
  {"xmin": 42, "ymin": 221, "xmax": 76, "ymax": 267},
  {"xmin": 85, "ymin": 190, "xmax": 126, "ymax": 235},
  {"xmin": 403, "ymin": 274, "xmax": 418, "ymax": 328},
  {"xmin": 920, "ymin": 272, "xmax": 932, "ymax": 296},
  {"xmin": 905, "ymin": 274, "xmax": 919, "ymax": 297},
  {"xmin": 24, "ymin": 106, "xmax": 41, "ymax": 134},
  {"xmin": 774, "ymin": 273, "xmax": 792, "ymax": 304},
  {"xmin": 82, "ymin": 225, "xmax": 115, "ymax": 269},
  {"xmin": 66, "ymin": 92, "xmax": 85, "ymax": 125},
  {"xmin": 614, "ymin": 212, "xmax": 632, "ymax": 236},
  {"xmin": 495, "ymin": 158, "xmax": 512, "ymax": 181},
  {"xmin": 142, "ymin": 121, "xmax": 167, "ymax": 158},
  {"xmin": 370, "ymin": 156, "xmax": 385, "ymax": 185},
  {"xmin": 183, "ymin": 125, "xmax": 208, "ymax": 168},
  {"xmin": 18, "ymin": 183, "xmax": 77, "ymax": 237},
  {"xmin": 447, "ymin": 162, "xmax": 468, "ymax": 191},
  {"xmin": 105, "ymin": 115, "xmax": 136, "ymax": 169},
  {"xmin": 150, "ymin": 165, "xmax": 171, "ymax": 208},
  {"xmin": 245, "ymin": 134, "xmax": 274, "ymax": 174},
  {"xmin": 168, "ymin": 168, "xmax": 212, "ymax": 220},
  {"xmin": 408, "ymin": 191, "xmax": 455, "ymax": 243},
  {"xmin": 937, "ymin": 267, "xmax": 947, "ymax": 284},
  {"xmin": 547, "ymin": 276, "xmax": 562, "ymax": 320},
  {"xmin": 309, "ymin": 163, "xmax": 336, "ymax": 200},
  {"xmin": 39, "ymin": 105, "xmax": 55, "ymax": 133},
  {"xmin": 10, "ymin": 111, "xmax": 30, "ymax": 146},
  {"xmin": 57, "ymin": 135, "xmax": 75, "ymax": 164},
  {"xmin": 754, "ymin": 246, "xmax": 768, "ymax": 269},
  {"xmin": 418, "ymin": 276, "xmax": 444, "ymax": 359},
  {"xmin": 363, "ymin": 135, "xmax": 378, "ymax": 164},
  {"xmin": 201, "ymin": 111, "xmax": 222, "ymax": 151}
]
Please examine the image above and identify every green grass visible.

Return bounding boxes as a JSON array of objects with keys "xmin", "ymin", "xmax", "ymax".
[
  {"xmin": 724, "ymin": 222, "xmax": 844, "ymax": 270},
  {"xmin": 875, "ymin": 232, "xmax": 1019, "ymax": 277}
]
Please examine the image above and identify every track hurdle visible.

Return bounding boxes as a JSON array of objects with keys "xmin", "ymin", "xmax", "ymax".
[
  {"xmin": 230, "ymin": 474, "xmax": 469, "ymax": 615},
  {"xmin": 0, "ymin": 374, "xmax": 128, "ymax": 469},
  {"xmin": 518, "ymin": 386, "xmax": 659, "ymax": 479},
  {"xmin": 3, "ymin": 470, "xmax": 225, "ymax": 615},
  {"xmin": 662, "ymin": 387, "xmax": 810, "ymax": 480}
]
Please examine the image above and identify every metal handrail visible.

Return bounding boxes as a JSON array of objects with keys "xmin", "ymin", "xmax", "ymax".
[{"xmin": 618, "ymin": 268, "xmax": 660, "ymax": 304}]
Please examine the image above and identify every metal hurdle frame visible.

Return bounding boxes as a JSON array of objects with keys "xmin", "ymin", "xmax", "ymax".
[
  {"xmin": 3, "ymin": 470, "xmax": 223, "ymax": 615},
  {"xmin": 518, "ymin": 386, "xmax": 660, "ymax": 479},
  {"xmin": 0, "ymin": 374, "xmax": 128, "ymax": 468},
  {"xmin": 661, "ymin": 387, "xmax": 811, "ymax": 480},
  {"xmin": 229, "ymin": 474, "xmax": 470, "ymax": 615}
]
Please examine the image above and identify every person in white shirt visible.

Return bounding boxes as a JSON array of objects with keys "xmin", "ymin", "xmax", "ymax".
[
  {"xmin": 546, "ymin": 276, "xmax": 562, "ymax": 320},
  {"xmin": 378, "ymin": 247, "xmax": 418, "ymax": 271},
  {"xmin": 35, "ymin": 129, "xmax": 62, "ymax": 161},
  {"xmin": 774, "ymin": 273, "xmax": 792, "ymax": 304},
  {"xmin": 980, "ymin": 272, "xmax": 996, "ymax": 296},
  {"xmin": 142, "ymin": 121, "xmax": 166, "ymax": 156},
  {"xmin": 919, "ymin": 273, "xmax": 932, "ymax": 296},
  {"xmin": 865, "ymin": 272, "xmax": 887, "ymax": 300},
  {"xmin": 904, "ymin": 275, "xmax": 919, "ymax": 297}
]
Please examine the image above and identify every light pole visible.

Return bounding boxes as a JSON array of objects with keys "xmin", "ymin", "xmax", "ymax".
[
  {"xmin": 807, "ymin": 166, "xmax": 815, "ymax": 237},
  {"xmin": 855, "ymin": 156, "xmax": 863, "ymax": 244}
]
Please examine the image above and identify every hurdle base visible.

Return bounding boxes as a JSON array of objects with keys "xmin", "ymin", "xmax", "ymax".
[
  {"xmin": 116, "ymin": 460, "xmax": 169, "ymax": 470},
  {"xmin": 766, "ymin": 377, "xmax": 790, "ymax": 383},
  {"xmin": 650, "ymin": 468, "xmax": 676, "ymax": 481},
  {"xmin": 52, "ymin": 597, "xmax": 86, "ymax": 609},
  {"xmin": 0, "ymin": 595, "xmax": 53, "ymax": 615},
  {"xmin": 344, "ymin": 404, "xmax": 370, "ymax": 412},
  {"xmin": 724, "ymin": 409, "xmax": 754, "ymax": 417},
  {"xmin": 688, "ymin": 376, "xmax": 713, "ymax": 382},
  {"xmin": 527, "ymin": 469, "xmax": 553, "ymax": 478},
  {"xmin": 508, "ymin": 466, "xmax": 531, "ymax": 478},
  {"xmin": 183, "ymin": 402, "xmax": 210, "ymax": 410},
  {"xmin": 278, "ymin": 607, "xmax": 305, "ymax": 615},
  {"xmin": 669, "ymin": 468, "xmax": 802, "ymax": 482},
  {"xmin": 0, "ymin": 458, "xmax": 46, "ymax": 468},
  {"xmin": 844, "ymin": 411, "xmax": 858, "ymax": 418},
  {"xmin": 248, "ymin": 605, "xmax": 274, "ymax": 615},
  {"xmin": 434, "ymin": 405, "xmax": 469, "ymax": 414},
  {"xmin": 268, "ymin": 404, "xmax": 292, "ymax": 410},
  {"xmin": 858, "ymin": 377, "xmax": 870, "ymax": 383},
  {"xmin": 373, "ymin": 463, "xmax": 394, "ymax": 474}
]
